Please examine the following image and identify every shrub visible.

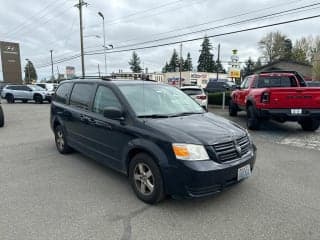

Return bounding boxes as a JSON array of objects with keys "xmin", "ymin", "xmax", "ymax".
[{"xmin": 208, "ymin": 92, "xmax": 231, "ymax": 105}]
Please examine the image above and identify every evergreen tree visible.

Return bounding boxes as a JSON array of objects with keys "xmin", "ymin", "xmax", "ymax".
[
  {"xmin": 281, "ymin": 38, "xmax": 293, "ymax": 61},
  {"xmin": 242, "ymin": 57, "xmax": 255, "ymax": 77},
  {"xmin": 183, "ymin": 52, "xmax": 193, "ymax": 71},
  {"xmin": 24, "ymin": 60, "xmax": 37, "ymax": 84},
  {"xmin": 197, "ymin": 36, "xmax": 215, "ymax": 72},
  {"xmin": 255, "ymin": 58, "xmax": 262, "ymax": 69},
  {"xmin": 168, "ymin": 49, "xmax": 179, "ymax": 72},
  {"xmin": 162, "ymin": 61, "xmax": 170, "ymax": 73},
  {"xmin": 128, "ymin": 51, "xmax": 142, "ymax": 73}
]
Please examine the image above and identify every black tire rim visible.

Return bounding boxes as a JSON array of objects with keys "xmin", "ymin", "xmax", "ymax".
[{"xmin": 133, "ymin": 163, "xmax": 155, "ymax": 196}]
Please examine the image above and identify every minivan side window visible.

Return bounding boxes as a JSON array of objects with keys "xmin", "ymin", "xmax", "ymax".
[
  {"xmin": 93, "ymin": 86, "xmax": 122, "ymax": 114},
  {"xmin": 70, "ymin": 83, "xmax": 94, "ymax": 110},
  {"xmin": 55, "ymin": 82, "xmax": 73, "ymax": 104}
]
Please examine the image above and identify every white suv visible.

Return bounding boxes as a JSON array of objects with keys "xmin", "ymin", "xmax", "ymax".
[
  {"xmin": 1, "ymin": 85, "xmax": 51, "ymax": 104},
  {"xmin": 180, "ymin": 86, "xmax": 208, "ymax": 110}
]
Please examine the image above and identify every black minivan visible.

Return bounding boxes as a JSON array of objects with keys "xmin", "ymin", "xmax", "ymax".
[{"xmin": 51, "ymin": 79, "xmax": 256, "ymax": 204}]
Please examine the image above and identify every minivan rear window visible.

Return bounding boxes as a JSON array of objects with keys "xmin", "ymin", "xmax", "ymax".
[
  {"xmin": 257, "ymin": 76, "xmax": 298, "ymax": 88},
  {"xmin": 70, "ymin": 83, "xmax": 94, "ymax": 110},
  {"xmin": 55, "ymin": 82, "xmax": 73, "ymax": 104}
]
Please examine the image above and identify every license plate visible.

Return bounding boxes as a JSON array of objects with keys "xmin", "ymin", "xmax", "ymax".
[
  {"xmin": 291, "ymin": 109, "xmax": 302, "ymax": 115},
  {"xmin": 237, "ymin": 164, "xmax": 251, "ymax": 181}
]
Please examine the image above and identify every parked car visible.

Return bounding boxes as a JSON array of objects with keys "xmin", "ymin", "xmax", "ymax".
[
  {"xmin": 0, "ymin": 102, "xmax": 4, "ymax": 127},
  {"xmin": 180, "ymin": 86, "xmax": 208, "ymax": 109},
  {"xmin": 36, "ymin": 83, "xmax": 58, "ymax": 102},
  {"xmin": 51, "ymin": 79, "xmax": 256, "ymax": 204},
  {"xmin": 229, "ymin": 71, "xmax": 320, "ymax": 131},
  {"xmin": 1, "ymin": 84, "xmax": 51, "ymax": 103},
  {"xmin": 205, "ymin": 80, "xmax": 237, "ymax": 93}
]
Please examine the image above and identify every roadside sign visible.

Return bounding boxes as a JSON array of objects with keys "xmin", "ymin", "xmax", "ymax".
[{"xmin": 229, "ymin": 69, "xmax": 241, "ymax": 78}]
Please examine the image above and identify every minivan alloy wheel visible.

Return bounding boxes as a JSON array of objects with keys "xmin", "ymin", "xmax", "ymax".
[
  {"xmin": 134, "ymin": 163, "xmax": 154, "ymax": 195},
  {"xmin": 129, "ymin": 153, "xmax": 165, "ymax": 204},
  {"xmin": 56, "ymin": 130, "xmax": 65, "ymax": 150},
  {"xmin": 54, "ymin": 125, "xmax": 72, "ymax": 154}
]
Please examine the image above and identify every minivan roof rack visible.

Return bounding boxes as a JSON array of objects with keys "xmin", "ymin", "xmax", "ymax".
[{"xmin": 77, "ymin": 75, "xmax": 113, "ymax": 81}]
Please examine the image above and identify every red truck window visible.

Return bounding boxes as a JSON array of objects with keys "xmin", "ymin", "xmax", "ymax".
[{"xmin": 257, "ymin": 76, "xmax": 298, "ymax": 88}]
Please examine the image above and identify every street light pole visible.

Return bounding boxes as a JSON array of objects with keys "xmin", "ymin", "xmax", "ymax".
[
  {"xmin": 98, "ymin": 11, "xmax": 107, "ymax": 76},
  {"xmin": 50, "ymin": 50, "xmax": 54, "ymax": 82}
]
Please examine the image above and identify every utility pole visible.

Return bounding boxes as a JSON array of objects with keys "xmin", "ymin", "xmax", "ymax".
[
  {"xmin": 75, "ymin": 0, "xmax": 87, "ymax": 78},
  {"xmin": 179, "ymin": 42, "xmax": 182, "ymax": 88},
  {"xmin": 50, "ymin": 50, "xmax": 54, "ymax": 82},
  {"xmin": 98, "ymin": 64, "xmax": 101, "ymax": 77},
  {"xmin": 216, "ymin": 43, "xmax": 220, "ymax": 80}
]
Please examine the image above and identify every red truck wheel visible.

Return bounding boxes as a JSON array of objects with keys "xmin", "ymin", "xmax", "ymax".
[
  {"xmin": 299, "ymin": 118, "xmax": 320, "ymax": 131},
  {"xmin": 229, "ymin": 100, "xmax": 238, "ymax": 117},
  {"xmin": 247, "ymin": 105, "xmax": 260, "ymax": 130}
]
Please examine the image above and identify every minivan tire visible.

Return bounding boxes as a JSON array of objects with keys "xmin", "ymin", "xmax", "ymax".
[
  {"xmin": 247, "ymin": 105, "xmax": 260, "ymax": 130},
  {"xmin": 129, "ymin": 153, "xmax": 165, "ymax": 204},
  {"xmin": 299, "ymin": 118, "xmax": 320, "ymax": 131},
  {"xmin": 0, "ymin": 106, "xmax": 4, "ymax": 127},
  {"xmin": 54, "ymin": 125, "xmax": 72, "ymax": 154},
  {"xmin": 6, "ymin": 94, "xmax": 14, "ymax": 104}
]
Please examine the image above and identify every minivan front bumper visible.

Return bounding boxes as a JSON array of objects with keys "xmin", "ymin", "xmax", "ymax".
[{"xmin": 163, "ymin": 145, "xmax": 256, "ymax": 198}]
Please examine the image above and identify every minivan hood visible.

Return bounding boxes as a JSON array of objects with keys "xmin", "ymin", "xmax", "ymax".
[{"xmin": 143, "ymin": 112, "xmax": 246, "ymax": 145}]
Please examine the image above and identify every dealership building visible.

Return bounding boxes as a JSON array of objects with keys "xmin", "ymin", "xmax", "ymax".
[{"xmin": 0, "ymin": 41, "xmax": 22, "ymax": 84}]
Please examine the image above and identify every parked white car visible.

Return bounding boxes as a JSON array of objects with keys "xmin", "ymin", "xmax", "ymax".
[
  {"xmin": 1, "ymin": 84, "xmax": 51, "ymax": 104},
  {"xmin": 180, "ymin": 86, "xmax": 208, "ymax": 110}
]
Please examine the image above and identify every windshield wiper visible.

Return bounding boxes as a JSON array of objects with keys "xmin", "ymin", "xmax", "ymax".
[
  {"xmin": 170, "ymin": 111, "xmax": 204, "ymax": 117},
  {"xmin": 137, "ymin": 114, "xmax": 171, "ymax": 118}
]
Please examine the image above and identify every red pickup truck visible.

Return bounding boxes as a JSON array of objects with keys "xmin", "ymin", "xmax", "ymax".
[{"xmin": 229, "ymin": 71, "xmax": 320, "ymax": 131}]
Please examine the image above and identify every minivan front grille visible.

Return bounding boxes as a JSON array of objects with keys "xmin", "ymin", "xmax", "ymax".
[{"xmin": 212, "ymin": 135, "xmax": 250, "ymax": 163}]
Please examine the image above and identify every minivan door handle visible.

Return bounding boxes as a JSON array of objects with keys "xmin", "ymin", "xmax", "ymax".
[
  {"xmin": 93, "ymin": 119, "xmax": 112, "ymax": 130},
  {"xmin": 79, "ymin": 114, "xmax": 89, "ymax": 122}
]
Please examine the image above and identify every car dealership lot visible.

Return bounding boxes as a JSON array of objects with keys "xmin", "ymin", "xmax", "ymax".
[{"xmin": 0, "ymin": 102, "xmax": 319, "ymax": 240}]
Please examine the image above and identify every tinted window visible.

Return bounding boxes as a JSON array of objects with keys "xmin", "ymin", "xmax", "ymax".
[
  {"xmin": 257, "ymin": 76, "xmax": 298, "ymax": 88},
  {"xmin": 70, "ymin": 83, "xmax": 94, "ymax": 110},
  {"xmin": 181, "ymin": 88, "xmax": 203, "ymax": 95},
  {"xmin": 21, "ymin": 86, "xmax": 31, "ymax": 91},
  {"xmin": 55, "ymin": 82, "xmax": 73, "ymax": 104},
  {"xmin": 93, "ymin": 86, "xmax": 122, "ymax": 114},
  {"xmin": 240, "ymin": 78, "xmax": 250, "ymax": 89}
]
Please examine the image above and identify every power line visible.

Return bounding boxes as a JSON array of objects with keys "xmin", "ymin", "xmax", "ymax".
[
  {"xmin": 32, "ymin": 0, "xmax": 308, "ymax": 63},
  {"xmin": 36, "ymin": 14, "xmax": 320, "ymax": 69},
  {"xmin": 95, "ymin": 2, "xmax": 320, "ymax": 50},
  {"xmin": 54, "ymin": 0, "xmax": 316, "ymax": 59},
  {"xmin": 104, "ymin": 0, "xmax": 305, "ymax": 47},
  {"xmin": 4, "ymin": 0, "xmax": 67, "ymax": 38},
  {"xmin": 39, "ymin": 2, "xmax": 320, "ymax": 65}
]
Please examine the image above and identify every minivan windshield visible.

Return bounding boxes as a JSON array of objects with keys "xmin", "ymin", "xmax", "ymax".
[{"xmin": 119, "ymin": 84, "xmax": 205, "ymax": 117}]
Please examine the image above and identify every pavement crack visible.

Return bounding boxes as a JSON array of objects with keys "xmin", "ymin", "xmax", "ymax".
[{"xmin": 107, "ymin": 205, "xmax": 150, "ymax": 240}]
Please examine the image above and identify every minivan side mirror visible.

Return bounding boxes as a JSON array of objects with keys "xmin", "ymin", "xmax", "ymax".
[
  {"xmin": 236, "ymin": 85, "xmax": 241, "ymax": 90},
  {"xmin": 103, "ymin": 107, "xmax": 124, "ymax": 120}
]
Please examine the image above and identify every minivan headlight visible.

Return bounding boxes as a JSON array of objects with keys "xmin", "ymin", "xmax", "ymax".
[{"xmin": 172, "ymin": 143, "xmax": 209, "ymax": 161}]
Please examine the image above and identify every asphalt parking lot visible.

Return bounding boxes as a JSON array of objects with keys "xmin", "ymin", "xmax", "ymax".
[{"xmin": 0, "ymin": 102, "xmax": 319, "ymax": 240}]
